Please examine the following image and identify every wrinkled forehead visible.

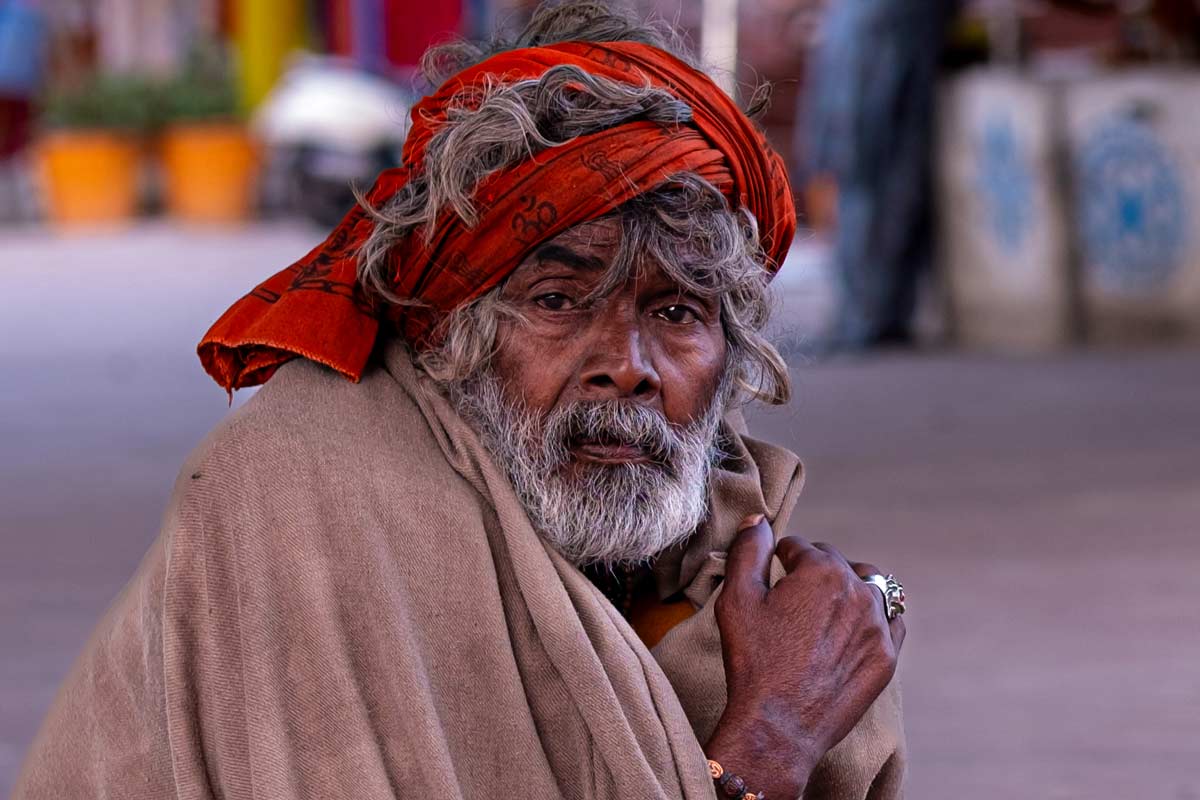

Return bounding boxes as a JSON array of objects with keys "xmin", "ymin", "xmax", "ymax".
[
  {"xmin": 544, "ymin": 217, "xmax": 622, "ymax": 253},
  {"xmin": 502, "ymin": 216, "xmax": 700, "ymax": 299}
]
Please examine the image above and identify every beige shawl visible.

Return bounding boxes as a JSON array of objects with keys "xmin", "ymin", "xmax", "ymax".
[{"xmin": 15, "ymin": 340, "xmax": 904, "ymax": 799}]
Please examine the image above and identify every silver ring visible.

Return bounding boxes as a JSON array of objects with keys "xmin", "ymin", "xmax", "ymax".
[{"xmin": 862, "ymin": 573, "xmax": 906, "ymax": 621}]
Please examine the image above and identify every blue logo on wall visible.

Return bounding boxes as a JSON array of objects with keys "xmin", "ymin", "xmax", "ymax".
[
  {"xmin": 977, "ymin": 115, "xmax": 1033, "ymax": 253},
  {"xmin": 1076, "ymin": 117, "xmax": 1186, "ymax": 292}
]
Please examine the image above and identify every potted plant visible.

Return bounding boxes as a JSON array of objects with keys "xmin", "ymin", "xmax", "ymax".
[
  {"xmin": 158, "ymin": 47, "xmax": 258, "ymax": 223},
  {"xmin": 36, "ymin": 74, "xmax": 155, "ymax": 225}
]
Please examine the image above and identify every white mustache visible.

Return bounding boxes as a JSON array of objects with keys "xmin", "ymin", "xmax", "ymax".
[
  {"xmin": 451, "ymin": 370, "xmax": 731, "ymax": 567},
  {"xmin": 543, "ymin": 401, "xmax": 683, "ymax": 470}
]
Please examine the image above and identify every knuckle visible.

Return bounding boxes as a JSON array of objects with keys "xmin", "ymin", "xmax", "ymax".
[
  {"xmin": 881, "ymin": 647, "xmax": 899, "ymax": 679},
  {"xmin": 874, "ymin": 621, "xmax": 894, "ymax": 649},
  {"xmin": 861, "ymin": 621, "xmax": 892, "ymax": 655},
  {"xmin": 872, "ymin": 656, "xmax": 898, "ymax": 689},
  {"xmin": 877, "ymin": 634, "xmax": 897, "ymax": 664},
  {"xmin": 848, "ymin": 576, "xmax": 879, "ymax": 609},
  {"xmin": 816, "ymin": 557, "xmax": 852, "ymax": 589},
  {"xmin": 880, "ymin": 649, "xmax": 899, "ymax": 680},
  {"xmin": 850, "ymin": 582, "xmax": 875, "ymax": 608},
  {"xmin": 774, "ymin": 537, "xmax": 801, "ymax": 561},
  {"xmin": 814, "ymin": 542, "xmax": 843, "ymax": 561},
  {"xmin": 863, "ymin": 634, "xmax": 898, "ymax": 681},
  {"xmin": 805, "ymin": 549, "xmax": 832, "ymax": 570}
]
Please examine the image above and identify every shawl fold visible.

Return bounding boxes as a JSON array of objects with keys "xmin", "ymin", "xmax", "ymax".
[{"xmin": 15, "ymin": 340, "xmax": 903, "ymax": 799}]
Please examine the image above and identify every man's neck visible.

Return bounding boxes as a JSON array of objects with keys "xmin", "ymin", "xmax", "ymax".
[{"xmin": 581, "ymin": 562, "xmax": 654, "ymax": 619}]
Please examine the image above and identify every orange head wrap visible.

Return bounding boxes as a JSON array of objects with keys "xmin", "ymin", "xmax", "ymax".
[{"xmin": 198, "ymin": 41, "xmax": 796, "ymax": 392}]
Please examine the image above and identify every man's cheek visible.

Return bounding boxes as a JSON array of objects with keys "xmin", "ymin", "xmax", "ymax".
[
  {"xmin": 495, "ymin": 335, "xmax": 568, "ymax": 412},
  {"xmin": 663, "ymin": 371, "xmax": 721, "ymax": 425}
]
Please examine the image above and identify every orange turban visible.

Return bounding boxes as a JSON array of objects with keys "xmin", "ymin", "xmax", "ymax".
[{"xmin": 198, "ymin": 41, "xmax": 795, "ymax": 392}]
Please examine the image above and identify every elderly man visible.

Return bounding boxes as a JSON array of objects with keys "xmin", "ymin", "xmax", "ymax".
[{"xmin": 16, "ymin": 5, "xmax": 906, "ymax": 799}]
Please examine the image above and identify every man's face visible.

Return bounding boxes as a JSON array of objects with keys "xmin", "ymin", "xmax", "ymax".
[
  {"xmin": 452, "ymin": 216, "xmax": 732, "ymax": 567},
  {"xmin": 492, "ymin": 217, "xmax": 728, "ymax": 441}
]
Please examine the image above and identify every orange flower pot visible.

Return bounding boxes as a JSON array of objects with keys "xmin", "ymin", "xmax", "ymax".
[
  {"xmin": 36, "ymin": 131, "xmax": 140, "ymax": 225},
  {"xmin": 161, "ymin": 123, "xmax": 259, "ymax": 223}
]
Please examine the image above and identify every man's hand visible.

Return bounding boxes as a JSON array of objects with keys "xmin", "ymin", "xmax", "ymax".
[{"xmin": 704, "ymin": 515, "xmax": 905, "ymax": 798}]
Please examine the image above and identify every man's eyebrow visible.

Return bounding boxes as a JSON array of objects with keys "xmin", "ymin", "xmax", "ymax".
[{"xmin": 534, "ymin": 244, "xmax": 607, "ymax": 272}]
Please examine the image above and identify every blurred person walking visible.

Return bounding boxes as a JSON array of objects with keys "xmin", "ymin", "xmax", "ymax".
[{"xmin": 806, "ymin": 0, "xmax": 959, "ymax": 349}]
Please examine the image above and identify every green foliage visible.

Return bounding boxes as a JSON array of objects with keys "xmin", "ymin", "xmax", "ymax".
[
  {"xmin": 41, "ymin": 74, "xmax": 159, "ymax": 132},
  {"xmin": 40, "ymin": 41, "xmax": 241, "ymax": 133},
  {"xmin": 157, "ymin": 42, "xmax": 241, "ymax": 124}
]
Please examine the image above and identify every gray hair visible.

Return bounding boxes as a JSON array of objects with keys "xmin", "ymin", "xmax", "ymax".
[
  {"xmin": 453, "ymin": 362, "xmax": 732, "ymax": 566},
  {"xmin": 356, "ymin": 1, "xmax": 790, "ymax": 405}
]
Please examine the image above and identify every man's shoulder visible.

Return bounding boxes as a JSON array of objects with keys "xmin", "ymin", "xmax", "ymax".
[
  {"xmin": 193, "ymin": 358, "xmax": 405, "ymax": 464},
  {"xmin": 175, "ymin": 356, "xmax": 473, "ymax": 528}
]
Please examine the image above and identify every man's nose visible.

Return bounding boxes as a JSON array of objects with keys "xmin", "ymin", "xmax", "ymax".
[{"xmin": 578, "ymin": 316, "xmax": 661, "ymax": 402}]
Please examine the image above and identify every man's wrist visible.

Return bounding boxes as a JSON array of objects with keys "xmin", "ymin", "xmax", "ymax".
[{"xmin": 704, "ymin": 704, "xmax": 820, "ymax": 799}]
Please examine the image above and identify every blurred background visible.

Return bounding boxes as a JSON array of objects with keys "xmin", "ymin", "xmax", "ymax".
[{"xmin": 1, "ymin": 0, "xmax": 1198, "ymax": 797}]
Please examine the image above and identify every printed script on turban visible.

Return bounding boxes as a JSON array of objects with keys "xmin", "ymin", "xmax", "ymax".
[{"xmin": 197, "ymin": 42, "xmax": 797, "ymax": 392}]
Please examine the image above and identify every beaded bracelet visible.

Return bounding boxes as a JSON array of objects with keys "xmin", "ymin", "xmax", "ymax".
[{"xmin": 707, "ymin": 758, "xmax": 766, "ymax": 800}]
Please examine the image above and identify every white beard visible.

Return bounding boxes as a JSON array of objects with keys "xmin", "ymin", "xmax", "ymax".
[{"xmin": 452, "ymin": 373, "xmax": 728, "ymax": 568}]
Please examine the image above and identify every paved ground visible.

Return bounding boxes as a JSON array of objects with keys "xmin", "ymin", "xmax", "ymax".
[{"xmin": 2, "ymin": 223, "xmax": 1198, "ymax": 798}]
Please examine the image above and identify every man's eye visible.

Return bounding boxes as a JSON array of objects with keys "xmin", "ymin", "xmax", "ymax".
[
  {"xmin": 656, "ymin": 304, "xmax": 699, "ymax": 324},
  {"xmin": 534, "ymin": 292, "xmax": 574, "ymax": 311}
]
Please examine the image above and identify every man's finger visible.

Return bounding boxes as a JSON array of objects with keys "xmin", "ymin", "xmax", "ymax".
[
  {"xmin": 773, "ymin": 534, "xmax": 820, "ymax": 573},
  {"xmin": 848, "ymin": 560, "xmax": 883, "ymax": 580},
  {"xmin": 813, "ymin": 541, "xmax": 851, "ymax": 566},
  {"xmin": 725, "ymin": 515, "xmax": 773, "ymax": 597},
  {"xmin": 851, "ymin": 560, "xmax": 906, "ymax": 639},
  {"xmin": 852, "ymin": 561, "xmax": 888, "ymax": 617},
  {"xmin": 890, "ymin": 615, "xmax": 906, "ymax": 652}
]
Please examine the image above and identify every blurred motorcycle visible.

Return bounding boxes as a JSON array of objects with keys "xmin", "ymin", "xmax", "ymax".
[{"xmin": 253, "ymin": 56, "xmax": 411, "ymax": 227}]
